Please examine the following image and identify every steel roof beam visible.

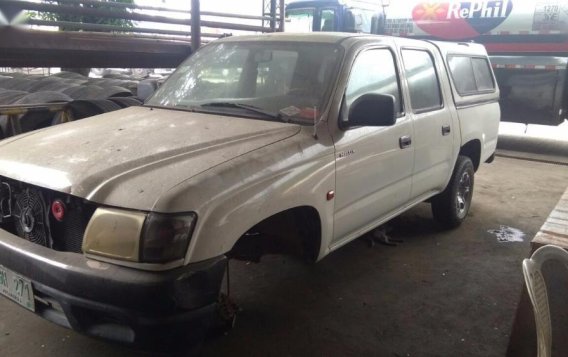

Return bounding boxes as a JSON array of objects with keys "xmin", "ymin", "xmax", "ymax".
[{"xmin": 0, "ymin": 27, "xmax": 192, "ymax": 68}]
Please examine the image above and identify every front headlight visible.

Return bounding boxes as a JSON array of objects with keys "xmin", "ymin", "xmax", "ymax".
[
  {"xmin": 83, "ymin": 208, "xmax": 146, "ymax": 262},
  {"xmin": 83, "ymin": 209, "xmax": 196, "ymax": 264},
  {"xmin": 140, "ymin": 212, "xmax": 197, "ymax": 263}
]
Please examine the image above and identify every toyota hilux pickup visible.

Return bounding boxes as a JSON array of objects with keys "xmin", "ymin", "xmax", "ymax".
[{"xmin": 0, "ymin": 33, "xmax": 499, "ymax": 345}]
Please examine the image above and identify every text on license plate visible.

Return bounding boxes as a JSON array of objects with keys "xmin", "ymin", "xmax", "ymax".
[{"xmin": 0, "ymin": 265, "xmax": 35, "ymax": 311}]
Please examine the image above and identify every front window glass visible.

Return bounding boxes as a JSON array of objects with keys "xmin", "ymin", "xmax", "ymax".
[
  {"xmin": 286, "ymin": 8, "xmax": 314, "ymax": 32},
  {"xmin": 345, "ymin": 49, "xmax": 402, "ymax": 113},
  {"xmin": 147, "ymin": 42, "xmax": 343, "ymax": 122}
]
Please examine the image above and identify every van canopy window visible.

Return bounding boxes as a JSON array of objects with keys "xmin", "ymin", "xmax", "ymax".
[
  {"xmin": 472, "ymin": 58, "xmax": 495, "ymax": 92},
  {"xmin": 448, "ymin": 56, "xmax": 495, "ymax": 96}
]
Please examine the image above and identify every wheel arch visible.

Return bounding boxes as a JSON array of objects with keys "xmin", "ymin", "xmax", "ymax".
[
  {"xmin": 228, "ymin": 205, "xmax": 323, "ymax": 263},
  {"xmin": 459, "ymin": 139, "xmax": 482, "ymax": 171}
]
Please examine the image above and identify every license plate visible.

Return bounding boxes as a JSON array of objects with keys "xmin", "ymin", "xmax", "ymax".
[{"xmin": 0, "ymin": 265, "xmax": 35, "ymax": 312}]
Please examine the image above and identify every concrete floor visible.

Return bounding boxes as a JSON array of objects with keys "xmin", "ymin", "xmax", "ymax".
[{"xmin": 0, "ymin": 156, "xmax": 567, "ymax": 356}]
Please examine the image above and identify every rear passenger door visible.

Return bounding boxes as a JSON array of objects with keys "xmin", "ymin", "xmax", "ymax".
[{"xmin": 400, "ymin": 47, "xmax": 454, "ymax": 198}]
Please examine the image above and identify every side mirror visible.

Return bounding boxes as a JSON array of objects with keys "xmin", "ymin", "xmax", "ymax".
[{"xmin": 348, "ymin": 93, "xmax": 396, "ymax": 127}]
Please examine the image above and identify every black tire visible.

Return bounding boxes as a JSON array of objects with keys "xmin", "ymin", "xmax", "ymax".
[
  {"xmin": 66, "ymin": 99, "xmax": 122, "ymax": 120},
  {"xmin": 431, "ymin": 155, "xmax": 475, "ymax": 229},
  {"xmin": 26, "ymin": 79, "xmax": 59, "ymax": 93},
  {"xmin": 52, "ymin": 71, "xmax": 87, "ymax": 80},
  {"xmin": 104, "ymin": 85, "xmax": 133, "ymax": 98},
  {"xmin": 3, "ymin": 78, "xmax": 35, "ymax": 91},
  {"xmin": 64, "ymin": 85, "xmax": 107, "ymax": 100},
  {"xmin": 108, "ymin": 96, "xmax": 142, "ymax": 108},
  {"xmin": 18, "ymin": 112, "xmax": 54, "ymax": 133},
  {"xmin": 14, "ymin": 91, "xmax": 72, "ymax": 104},
  {"xmin": 0, "ymin": 90, "xmax": 29, "ymax": 105},
  {"xmin": 61, "ymin": 85, "xmax": 84, "ymax": 97},
  {"xmin": 0, "ymin": 76, "xmax": 12, "ymax": 88}
]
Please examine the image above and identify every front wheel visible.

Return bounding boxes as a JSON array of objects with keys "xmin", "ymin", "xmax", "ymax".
[{"xmin": 431, "ymin": 155, "xmax": 475, "ymax": 229}]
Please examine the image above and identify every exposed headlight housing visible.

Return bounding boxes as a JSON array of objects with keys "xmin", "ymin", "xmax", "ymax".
[
  {"xmin": 83, "ymin": 209, "xmax": 196, "ymax": 264},
  {"xmin": 140, "ymin": 212, "xmax": 197, "ymax": 263},
  {"xmin": 83, "ymin": 208, "xmax": 146, "ymax": 262}
]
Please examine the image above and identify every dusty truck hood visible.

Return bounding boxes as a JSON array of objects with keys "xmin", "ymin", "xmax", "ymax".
[{"xmin": 0, "ymin": 106, "xmax": 300, "ymax": 210}]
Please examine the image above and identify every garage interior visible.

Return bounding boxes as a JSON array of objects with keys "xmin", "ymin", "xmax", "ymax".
[{"xmin": 1, "ymin": 1, "xmax": 568, "ymax": 356}]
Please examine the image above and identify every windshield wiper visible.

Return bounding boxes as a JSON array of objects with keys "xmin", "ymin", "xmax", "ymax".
[{"xmin": 199, "ymin": 102, "xmax": 283, "ymax": 121}]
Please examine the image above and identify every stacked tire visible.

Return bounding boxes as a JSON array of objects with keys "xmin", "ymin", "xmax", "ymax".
[{"xmin": 0, "ymin": 71, "xmax": 152, "ymax": 139}]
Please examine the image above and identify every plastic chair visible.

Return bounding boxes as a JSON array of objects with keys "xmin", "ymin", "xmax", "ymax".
[{"xmin": 523, "ymin": 244, "xmax": 568, "ymax": 357}]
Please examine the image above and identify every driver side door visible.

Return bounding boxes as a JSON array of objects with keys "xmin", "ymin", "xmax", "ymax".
[{"xmin": 331, "ymin": 47, "xmax": 414, "ymax": 247}]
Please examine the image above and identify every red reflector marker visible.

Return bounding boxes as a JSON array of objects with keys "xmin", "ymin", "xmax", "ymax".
[{"xmin": 51, "ymin": 200, "xmax": 66, "ymax": 222}]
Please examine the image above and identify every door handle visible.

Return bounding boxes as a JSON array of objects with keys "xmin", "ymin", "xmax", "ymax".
[
  {"xmin": 399, "ymin": 135, "xmax": 412, "ymax": 149},
  {"xmin": 442, "ymin": 125, "xmax": 451, "ymax": 136}
]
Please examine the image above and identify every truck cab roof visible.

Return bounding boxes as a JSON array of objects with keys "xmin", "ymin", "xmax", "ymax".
[{"xmin": 215, "ymin": 33, "xmax": 492, "ymax": 62}]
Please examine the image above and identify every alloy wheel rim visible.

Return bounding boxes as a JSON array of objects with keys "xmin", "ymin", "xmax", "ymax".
[{"xmin": 456, "ymin": 171, "xmax": 472, "ymax": 218}]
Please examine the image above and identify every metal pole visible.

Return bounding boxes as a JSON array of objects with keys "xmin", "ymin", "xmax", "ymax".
[
  {"xmin": 48, "ymin": 0, "xmax": 275, "ymax": 20},
  {"xmin": 26, "ymin": 19, "xmax": 222, "ymax": 39},
  {"xmin": 279, "ymin": 0, "xmax": 285, "ymax": 32},
  {"xmin": 191, "ymin": 0, "xmax": 201, "ymax": 51},
  {"xmin": 270, "ymin": 0, "xmax": 277, "ymax": 32}
]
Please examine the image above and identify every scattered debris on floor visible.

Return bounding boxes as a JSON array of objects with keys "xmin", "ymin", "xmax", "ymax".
[
  {"xmin": 365, "ymin": 224, "xmax": 403, "ymax": 247},
  {"xmin": 487, "ymin": 226, "xmax": 525, "ymax": 243}
]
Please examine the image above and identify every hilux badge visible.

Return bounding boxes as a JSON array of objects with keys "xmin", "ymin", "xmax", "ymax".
[{"xmin": 337, "ymin": 150, "xmax": 355, "ymax": 159}]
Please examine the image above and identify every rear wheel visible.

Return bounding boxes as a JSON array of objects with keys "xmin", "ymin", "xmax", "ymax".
[{"xmin": 431, "ymin": 155, "xmax": 474, "ymax": 229}]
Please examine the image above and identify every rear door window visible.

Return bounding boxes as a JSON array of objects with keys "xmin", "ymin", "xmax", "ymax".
[{"xmin": 401, "ymin": 49, "xmax": 443, "ymax": 113}]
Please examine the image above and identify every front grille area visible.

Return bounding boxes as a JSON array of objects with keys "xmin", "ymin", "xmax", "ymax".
[
  {"xmin": 0, "ymin": 177, "xmax": 97, "ymax": 253},
  {"xmin": 52, "ymin": 206, "xmax": 93, "ymax": 253}
]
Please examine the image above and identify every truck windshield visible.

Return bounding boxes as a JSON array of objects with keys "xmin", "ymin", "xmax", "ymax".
[
  {"xmin": 147, "ymin": 41, "xmax": 343, "ymax": 122},
  {"xmin": 286, "ymin": 8, "xmax": 315, "ymax": 32}
]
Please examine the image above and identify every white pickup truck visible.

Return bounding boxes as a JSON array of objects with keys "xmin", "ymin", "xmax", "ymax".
[{"xmin": 0, "ymin": 33, "xmax": 499, "ymax": 345}]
